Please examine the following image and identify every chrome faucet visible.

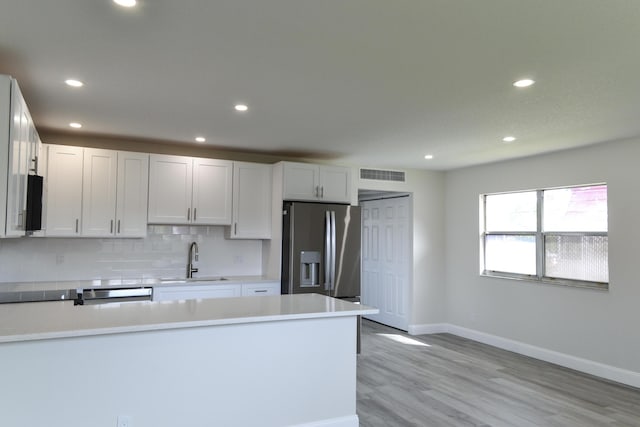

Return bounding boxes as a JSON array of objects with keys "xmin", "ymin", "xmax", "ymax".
[{"xmin": 187, "ymin": 241, "xmax": 199, "ymax": 278}]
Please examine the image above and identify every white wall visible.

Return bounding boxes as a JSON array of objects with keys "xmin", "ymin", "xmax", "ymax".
[
  {"xmin": 0, "ymin": 225, "xmax": 262, "ymax": 283},
  {"xmin": 444, "ymin": 138, "xmax": 640, "ymax": 373},
  {"xmin": 356, "ymin": 168, "xmax": 447, "ymax": 327}
]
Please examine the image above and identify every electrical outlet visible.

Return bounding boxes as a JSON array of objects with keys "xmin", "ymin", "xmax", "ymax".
[
  {"xmin": 55, "ymin": 254, "xmax": 64, "ymax": 264},
  {"xmin": 117, "ymin": 415, "xmax": 132, "ymax": 427}
]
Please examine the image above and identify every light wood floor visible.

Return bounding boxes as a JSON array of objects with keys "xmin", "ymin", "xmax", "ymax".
[{"xmin": 357, "ymin": 320, "xmax": 640, "ymax": 427}]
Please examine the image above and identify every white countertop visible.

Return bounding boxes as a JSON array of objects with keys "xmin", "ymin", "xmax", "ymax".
[{"xmin": 0, "ymin": 294, "xmax": 377, "ymax": 343}]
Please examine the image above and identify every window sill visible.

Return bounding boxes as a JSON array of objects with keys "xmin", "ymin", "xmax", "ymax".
[{"xmin": 481, "ymin": 271, "xmax": 609, "ymax": 291}]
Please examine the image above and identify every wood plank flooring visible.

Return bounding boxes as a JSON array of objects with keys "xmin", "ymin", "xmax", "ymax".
[{"xmin": 357, "ymin": 320, "xmax": 640, "ymax": 427}]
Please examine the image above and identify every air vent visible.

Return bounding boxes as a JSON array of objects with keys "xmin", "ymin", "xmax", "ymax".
[{"xmin": 360, "ymin": 168, "xmax": 405, "ymax": 182}]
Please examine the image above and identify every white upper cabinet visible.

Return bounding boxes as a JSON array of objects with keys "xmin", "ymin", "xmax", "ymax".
[
  {"xmin": 148, "ymin": 154, "xmax": 232, "ymax": 225},
  {"xmin": 192, "ymin": 158, "xmax": 233, "ymax": 225},
  {"xmin": 115, "ymin": 152, "xmax": 149, "ymax": 237},
  {"xmin": 82, "ymin": 149, "xmax": 117, "ymax": 236},
  {"xmin": 82, "ymin": 149, "xmax": 149, "ymax": 237},
  {"xmin": 229, "ymin": 161, "xmax": 272, "ymax": 239},
  {"xmin": 282, "ymin": 162, "xmax": 351, "ymax": 203},
  {"xmin": 318, "ymin": 165, "xmax": 352, "ymax": 203},
  {"xmin": 148, "ymin": 154, "xmax": 192, "ymax": 224},
  {"xmin": 1, "ymin": 75, "xmax": 41, "ymax": 238},
  {"xmin": 282, "ymin": 162, "xmax": 318, "ymax": 201},
  {"xmin": 46, "ymin": 146, "xmax": 149, "ymax": 237},
  {"xmin": 45, "ymin": 145, "xmax": 84, "ymax": 236}
]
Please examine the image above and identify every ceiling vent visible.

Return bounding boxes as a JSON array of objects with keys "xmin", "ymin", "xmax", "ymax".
[{"xmin": 360, "ymin": 168, "xmax": 405, "ymax": 182}]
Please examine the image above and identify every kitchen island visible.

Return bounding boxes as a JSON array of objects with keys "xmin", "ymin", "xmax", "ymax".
[{"xmin": 0, "ymin": 294, "xmax": 376, "ymax": 427}]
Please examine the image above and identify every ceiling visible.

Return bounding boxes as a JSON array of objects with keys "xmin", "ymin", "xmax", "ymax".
[{"xmin": 1, "ymin": 1, "xmax": 639, "ymax": 171}]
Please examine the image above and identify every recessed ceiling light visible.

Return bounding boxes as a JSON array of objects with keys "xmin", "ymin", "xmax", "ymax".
[
  {"xmin": 502, "ymin": 136, "xmax": 516, "ymax": 143},
  {"xmin": 424, "ymin": 154, "xmax": 434, "ymax": 160},
  {"xmin": 65, "ymin": 79, "xmax": 84, "ymax": 88},
  {"xmin": 69, "ymin": 122, "xmax": 82, "ymax": 129},
  {"xmin": 113, "ymin": 0, "xmax": 137, "ymax": 7},
  {"xmin": 234, "ymin": 104, "xmax": 248, "ymax": 112},
  {"xmin": 195, "ymin": 136, "xmax": 206, "ymax": 143},
  {"xmin": 513, "ymin": 79, "xmax": 535, "ymax": 88}
]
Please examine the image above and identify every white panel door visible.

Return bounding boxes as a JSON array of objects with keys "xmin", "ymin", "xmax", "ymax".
[
  {"xmin": 116, "ymin": 152, "xmax": 149, "ymax": 237},
  {"xmin": 81, "ymin": 148, "xmax": 117, "ymax": 236},
  {"xmin": 148, "ymin": 154, "xmax": 192, "ymax": 224},
  {"xmin": 192, "ymin": 158, "xmax": 232, "ymax": 225},
  {"xmin": 361, "ymin": 196, "xmax": 411, "ymax": 330},
  {"xmin": 45, "ymin": 145, "xmax": 84, "ymax": 236}
]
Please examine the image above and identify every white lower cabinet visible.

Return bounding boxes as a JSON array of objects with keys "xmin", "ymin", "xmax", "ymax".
[
  {"xmin": 153, "ymin": 284, "xmax": 242, "ymax": 302},
  {"xmin": 153, "ymin": 281, "xmax": 281, "ymax": 301}
]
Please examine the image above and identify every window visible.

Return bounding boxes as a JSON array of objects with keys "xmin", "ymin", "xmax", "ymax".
[{"xmin": 481, "ymin": 184, "xmax": 608, "ymax": 289}]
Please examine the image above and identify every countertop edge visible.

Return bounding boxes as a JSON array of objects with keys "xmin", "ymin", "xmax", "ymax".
[{"xmin": 0, "ymin": 295, "xmax": 378, "ymax": 344}]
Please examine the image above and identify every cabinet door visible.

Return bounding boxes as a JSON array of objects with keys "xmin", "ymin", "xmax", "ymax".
[
  {"xmin": 45, "ymin": 145, "xmax": 83, "ymax": 236},
  {"xmin": 116, "ymin": 152, "xmax": 149, "ymax": 237},
  {"xmin": 0, "ymin": 77, "xmax": 9, "ymax": 237},
  {"xmin": 230, "ymin": 162, "xmax": 272, "ymax": 239},
  {"xmin": 5, "ymin": 82, "xmax": 32, "ymax": 237},
  {"xmin": 319, "ymin": 165, "xmax": 351, "ymax": 204},
  {"xmin": 192, "ymin": 158, "xmax": 232, "ymax": 225},
  {"xmin": 148, "ymin": 154, "xmax": 192, "ymax": 224},
  {"xmin": 82, "ymin": 149, "xmax": 117, "ymax": 236},
  {"xmin": 282, "ymin": 162, "xmax": 319, "ymax": 201}
]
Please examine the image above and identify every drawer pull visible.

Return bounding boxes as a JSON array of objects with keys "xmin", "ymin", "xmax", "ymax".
[{"xmin": 255, "ymin": 289, "xmax": 268, "ymax": 293}]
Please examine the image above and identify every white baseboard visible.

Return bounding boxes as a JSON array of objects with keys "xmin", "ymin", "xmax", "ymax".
[
  {"xmin": 291, "ymin": 415, "xmax": 359, "ymax": 427},
  {"xmin": 408, "ymin": 323, "xmax": 640, "ymax": 389},
  {"xmin": 408, "ymin": 323, "xmax": 449, "ymax": 335}
]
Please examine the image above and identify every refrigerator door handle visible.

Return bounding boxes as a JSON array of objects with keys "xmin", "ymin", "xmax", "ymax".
[
  {"xmin": 325, "ymin": 211, "xmax": 332, "ymax": 291},
  {"xmin": 330, "ymin": 210, "xmax": 337, "ymax": 290}
]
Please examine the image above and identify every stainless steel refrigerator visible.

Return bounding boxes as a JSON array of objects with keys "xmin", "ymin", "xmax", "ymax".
[{"xmin": 281, "ymin": 201, "xmax": 361, "ymax": 300}]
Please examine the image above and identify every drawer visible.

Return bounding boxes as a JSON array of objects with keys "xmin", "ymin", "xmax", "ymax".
[{"xmin": 241, "ymin": 282, "xmax": 280, "ymax": 297}]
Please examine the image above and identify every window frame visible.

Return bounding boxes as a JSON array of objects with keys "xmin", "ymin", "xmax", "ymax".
[{"xmin": 480, "ymin": 184, "xmax": 608, "ymax": 290}]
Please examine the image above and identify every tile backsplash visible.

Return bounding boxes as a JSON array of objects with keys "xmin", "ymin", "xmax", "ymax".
[{"xmin": 0, "ymin": 225, "xmax": 263, "ymax": 283}]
